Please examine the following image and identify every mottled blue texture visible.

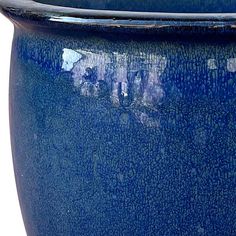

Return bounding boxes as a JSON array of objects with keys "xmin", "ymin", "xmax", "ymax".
[
  {"xmin": 8, "ymin": 27, "xmax": 236, "ymax": 236},
  {"xmin": 0, "ymin": 0, "xmax": 235, "ymax": 235}
]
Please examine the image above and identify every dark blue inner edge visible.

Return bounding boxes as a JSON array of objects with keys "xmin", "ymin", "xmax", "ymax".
[{"xmin": 35, "ymin": 0, "xmax": 236, "ymax": 13}]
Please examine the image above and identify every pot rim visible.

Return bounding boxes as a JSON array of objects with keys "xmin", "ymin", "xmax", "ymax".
[{"xmin": 1, "ymin": 0, "xmax": 236, "ymax": 29}]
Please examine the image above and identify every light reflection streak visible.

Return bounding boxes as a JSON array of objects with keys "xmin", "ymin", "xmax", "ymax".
[{"xmin": 62, "ymin": 48, "xmax": 167, "ymax": 127}]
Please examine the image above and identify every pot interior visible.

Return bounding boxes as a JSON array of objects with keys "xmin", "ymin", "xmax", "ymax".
[{"xmin": 35, "ymin": 0, "xmax": 236, "ymax": 13}]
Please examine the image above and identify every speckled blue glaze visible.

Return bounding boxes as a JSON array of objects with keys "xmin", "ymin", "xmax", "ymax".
[{"xmin": 1, "ymin": 0, "xmax": 236, "ymax": 235}]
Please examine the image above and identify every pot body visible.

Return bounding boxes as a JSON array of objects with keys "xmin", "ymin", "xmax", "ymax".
[{"xmin": 10, "ymin": 27, "xmax": 236, "ymax": 235}]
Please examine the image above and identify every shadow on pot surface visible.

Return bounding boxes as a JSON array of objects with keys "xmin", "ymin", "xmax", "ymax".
[{"xmin": 0, "ymin": 0, "xmax": 236, "ymax": 235}]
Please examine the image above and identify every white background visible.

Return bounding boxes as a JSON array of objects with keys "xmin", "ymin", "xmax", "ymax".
[{"xmin": 0, "ymin": 14, "xmax": 26, "ymax": 235}]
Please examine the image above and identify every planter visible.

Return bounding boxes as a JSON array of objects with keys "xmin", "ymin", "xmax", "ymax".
[{"xmin": 0, "ymin": 0, "xmax": 235, "ymax": 235}]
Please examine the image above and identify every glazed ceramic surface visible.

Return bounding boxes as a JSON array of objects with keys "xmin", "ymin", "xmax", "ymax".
[{"xmin": 0, "ymin": 0, "xmax": 236, "ymax": 235}]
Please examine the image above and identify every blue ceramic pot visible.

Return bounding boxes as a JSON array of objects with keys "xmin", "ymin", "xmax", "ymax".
[{"xmin": 1, "ymin": 0, "xmax": 236, "ymax": 235}]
